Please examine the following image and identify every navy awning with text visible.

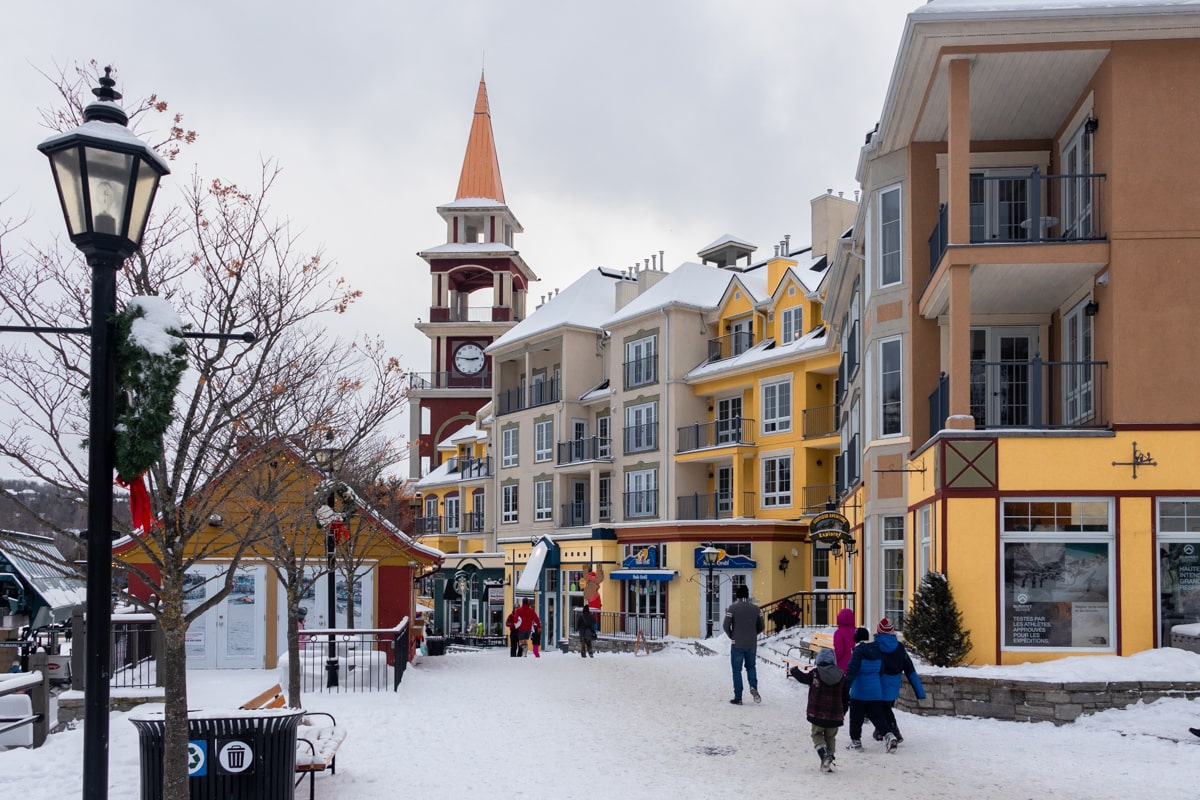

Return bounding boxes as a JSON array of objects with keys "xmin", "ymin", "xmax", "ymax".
[{"xmin": 609, "ymin": 569, "xmax": 678, "ymax": 582}]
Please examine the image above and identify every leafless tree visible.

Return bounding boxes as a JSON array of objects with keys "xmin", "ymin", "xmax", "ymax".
[{"xmin": 0, "ymin": 63, "xmax": 407, "ymax": 799}]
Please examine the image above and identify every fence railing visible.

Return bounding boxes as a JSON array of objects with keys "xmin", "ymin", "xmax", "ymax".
[
  {"xmin": 407, "ymin": 371, "xmax": 491, "ymax": 391},
  {"xmin": 287, "ymin": 619, "xmax": 410, "ymax": 693},
  {"xmin": 70, "ymin": 610, "xmax": 161, "ymax": 690},
  {"xmin": 557, "ymin": 436, "xmax": 612, "ymax": 464},
  {"xmin": 758, "ymin": 590, "xmax": 856, "ymax": 637},
  {"xmin": 591, "ymin": 609, "xmax": 667, "ymax": 640},
  {"xmin": 0, "ymin": 659, "xmax": 49, "ymax": 747}
]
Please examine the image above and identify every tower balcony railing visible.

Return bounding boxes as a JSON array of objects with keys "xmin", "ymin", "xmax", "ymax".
[{"xmin": 407, "ymin": 371, "xmax": 491, "ymax": 391}]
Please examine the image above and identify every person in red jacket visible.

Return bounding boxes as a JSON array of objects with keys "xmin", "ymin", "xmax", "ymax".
[{"xmin": 513, "ymin": 598, "xmax": 540, "ymax": 657}]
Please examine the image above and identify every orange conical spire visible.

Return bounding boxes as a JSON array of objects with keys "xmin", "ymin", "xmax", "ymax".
[{"xmin": 455, "ymin": 73, "xmax": 506, "ymax": 203}]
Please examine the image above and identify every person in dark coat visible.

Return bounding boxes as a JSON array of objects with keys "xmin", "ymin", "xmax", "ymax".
[
  {"xmin": 506, "ymin": 608, "xmax": 519, "ymax": 657},
  {"xmin": 789, "ymin": 648, "xmax": 845, "ymax": 773},
  {"xmin": 844, "ymin": 617, "xmax": 926, "ymax": 753},
  {"xmin": 722, "ymin": 584, "xmax": 764, "ymax": 705},
  {"xmin": 577, "ymin": 604, "xmax": 597, "ymax": 658},
  {"xmin": 844, "ymin": 626, "xmax": 871, "ymax": 738}
]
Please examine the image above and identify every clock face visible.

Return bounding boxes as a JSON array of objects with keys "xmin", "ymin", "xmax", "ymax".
[{"xmin": 454, "ymin": 343, "xmax": 486, "ymax": 374}]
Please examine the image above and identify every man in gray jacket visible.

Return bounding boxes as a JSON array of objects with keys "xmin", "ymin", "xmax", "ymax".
[{"xmin": 722, "ymin": 584, "xmax": 764, "ymax": 704}]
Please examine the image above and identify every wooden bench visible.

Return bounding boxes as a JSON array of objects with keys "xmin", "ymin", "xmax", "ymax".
[
  {"xmin": 241, "ymin": 684, "xmax": 347, "ymax": 799},
  {"xmin": 780, "ymin": 630, "xmax": 837, "ymax": 670}
]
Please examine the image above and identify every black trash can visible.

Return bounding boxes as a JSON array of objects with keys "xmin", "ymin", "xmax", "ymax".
[
  {"xmin": 424, "ymin": 635, "xmax": 446, "ymax": 656},
  {"xmin": 131, "ymin": 709, "xmax": 304, "ymax": 800}
]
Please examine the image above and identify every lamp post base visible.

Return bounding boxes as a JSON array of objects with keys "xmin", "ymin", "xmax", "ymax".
[{"xmin": 325, "ymin": 659, "xmax": 339, "ymax": 688}]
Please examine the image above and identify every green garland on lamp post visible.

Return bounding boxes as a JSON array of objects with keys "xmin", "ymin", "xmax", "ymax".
[{"xmin": 111, "ymin": 300, "xmax": 188, "ymax": 482}]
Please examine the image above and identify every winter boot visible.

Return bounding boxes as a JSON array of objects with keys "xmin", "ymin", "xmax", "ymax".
[
  {"xmin": 817, "ymin": 746, "xmax": 831, "ymax": 772},
  {"xmin": 1191, "ymin": 727, "xmax": 1200, "ymax": 738},
  {"xmin": 884, "ymin": 732, "xmax": 898, "ymax": 753},
  {"xmin": 750, "ymin": 687, "xmax": 761, "ymax": 704},
  {"xmin": 846, "ymin": 739, "xmax": 862, "ymax": 751}
]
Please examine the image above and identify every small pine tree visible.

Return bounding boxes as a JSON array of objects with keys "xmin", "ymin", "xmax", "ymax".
[{"xmin": 904, "ymin": 572, "xmax": 972, "ymax": 667}]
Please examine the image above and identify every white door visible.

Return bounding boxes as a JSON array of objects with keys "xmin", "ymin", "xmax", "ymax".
[
  {"xmin": 184, "ymin": 564, "xmax": 266, "ymax": 669},
  {"xmin": 701, "ymin": 570, "xmax": 752, "ymax": 637}
]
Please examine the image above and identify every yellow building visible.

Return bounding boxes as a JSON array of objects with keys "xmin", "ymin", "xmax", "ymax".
[{"xmin": 824, "ymin": 2, "xmax": 1200, "ymax": 664}]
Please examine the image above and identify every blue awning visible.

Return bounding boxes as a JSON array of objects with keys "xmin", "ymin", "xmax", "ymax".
[{"xmin": 609, "ymin": 569, "xmax": 677, "ymax": 582}]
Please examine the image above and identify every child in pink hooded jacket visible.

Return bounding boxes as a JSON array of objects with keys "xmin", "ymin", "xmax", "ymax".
[{"xmin": 833, "ymin": 607, "xmax": 857, "ymax": 670}]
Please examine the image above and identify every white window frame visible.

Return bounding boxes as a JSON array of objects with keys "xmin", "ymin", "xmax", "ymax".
[
  {"xmin": 882, "ymin": 515, "xmax": 906, "ymax": 628},
  {"xmin": 879, "ymin": 337, "xmax": 903, "ymax": 437},
  {"xmin": 761, "ymin": 378, "xmax": 792, "ymax": 434},
  {"xmin": 1062, "ymin": 299, "xmax": 1094, "ymax": 425},
  {"xmin": 534, "ymin": 419, "xmax": 553, "ymax": 463},
  {"xmin": 878, "ymin": 185, "xmax": 902, "ymax": 287},
  {"xmin": 501, "ymin": 484, "xmax": 519, "ymax": 525},
  {"xmin": 501, "ymin": 427, "xmax": 518, "ymax": 468},
  {"xmin": 625, "ymin": 468, "xmax": 658, "ymax": 519},
  {"xmin": 761, "ymin": 452, "xmax": 792, "ymax": 508},
  {"xmin": 919, "ymin": 505, "xmax": 932, "ymax": 579},
  {"xmin": 625, "ymin": 334, "xmax": 658, "ymax": 387},
  {"xmin": 444, "ymin": 494, "xmax": 460, "ymax": 533},
  {"xmin": 597, "ymin": 415, "xmax": 611, "ymax": 459},
  {"xmin": 534, "ymin": 479, "xmax": 553, "ymax": 521},
  {"xmin": 1000, "ymin": 498, "xmax": 1115, "ymax": 652},
  {"xmin": 1156, "ymin": 498, "xmax": 1200, "ymax": 646},
  {"xmin": 780, "ymin": 306, "xmax": 802, "ymax": 344},
  {"xmin": 625, "ymin": 401, "xmax": 658, "ymax": 453}
]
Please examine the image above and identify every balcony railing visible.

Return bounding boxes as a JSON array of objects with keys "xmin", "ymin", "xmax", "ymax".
[
  {"xmin": 497, "ymin": 378, "xmax": 561, "ymax": 415},
  {"xmin": 707, "ymin": 331, "xmax": 754, "ymax": 362},
  {"xmin": 462, "ymin": 510, "xmax": 486, "ymax": 533},
  {"xmin": 676, "ymin": 491, "xmax": 756, "ymax": 520},
  {"xmin": 560, "ymin": 501, "xmax": 590, "ymax": 527},
  {"xmin": 557, "ymin": 436, "xmax": 612, "ymax": 465},
  {"xmin": 407, "ymin": 371, "xmax": 491, "ymax": 391},
  {"xmin": 414, "ymin": 515, "xmax": 441, "ymax": 536},
  {"xmin": 450, "ymin": 456, "xmax": 492, "ymax": 479},
  {"xmin": 758, "ymin": 591, "xmax": 856, "ymax": 636},
  {"xmin": 801, "ymin": 484, "xmax": 837, "ymax": 515},
  {"xmin": 928, "ymin": 169, "xmax": 1107, "ymax": 272},
  {"xmin": 623, "ymin": 354, "xmax": 658, "ymax": 389},
  {"xmin": 676, "ymin": 418, "xmax": 756, "ymax": 452},
  {"xmin": 623, "ymin": 490, "xmax": 659, "ymax": 519},
  {"xmin": 589, "ymin": 610, "xmax": 667, "ymax": 641},
  {"xmin": 623, "ymin": 422, "xmax": 658, "ymax": 454},
  {"xmin": 802, "ymin": 405, "xmax": 837, "ymax": 439},
  {"xmin": 927, "ymin": 358, "xmax": 1109, "ymax": 434}
]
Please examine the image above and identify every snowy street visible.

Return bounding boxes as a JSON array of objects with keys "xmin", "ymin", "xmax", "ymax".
[{"xmin": 4, "ymin": 641, "xmax": 1199, "ymax": 799}]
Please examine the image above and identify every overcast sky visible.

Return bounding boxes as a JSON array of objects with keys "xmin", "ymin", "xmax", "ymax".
[{"xmin": 0, "ymin": 0, "xmax": 917, "ymax": 449}]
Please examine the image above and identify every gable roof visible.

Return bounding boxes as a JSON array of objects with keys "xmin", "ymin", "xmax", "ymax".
[{"xmin": 489, "ymin": 267, "xmax": 635, "ymax": 351}]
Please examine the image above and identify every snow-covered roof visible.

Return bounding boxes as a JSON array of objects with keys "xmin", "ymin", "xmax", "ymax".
[
  {"xmin": 417, "ymin": 242, "xmax": 518, "ymax": 257},
  {"xmin": 915, "ymin": 0, "xmax": 1200, "ymax": 16},
  {"xmin": 698, "ymin": 233, "xmax": 757, "ymax": 253},
  {"xmin": 788, "ymin": 253, "xmax": 829, "ymax": 296},
  {"xmin": 685, "ymin": 326, "xmax": 831, "ymax": 381},
  {"xmin": 579, "ymin": 379, "xmax": 612, "ymax": 404},
  {"xmin": 440, "ymin": 421, "xmax": 487, "ymax": 449},
  {"xmin": 602, "ymin": 262, "xmax": 734, "ymax": 327},
  {"xmin": 415, "ymin": 458, "xmax": 459, "ymax": 489},
  {"xmin": 437, "ymin": 197, "xmax": 507, "ymax": 210},
  {"xmin": 0, "ymin": 533, "xmax": 85, "ymax": 621},
  {"xmin": 39, "ymin": 115, "xmax": 171, "ymax": 173},
  {"xmin": 488, "ymin": 267, "xmax": 634, "ymax": 351}
]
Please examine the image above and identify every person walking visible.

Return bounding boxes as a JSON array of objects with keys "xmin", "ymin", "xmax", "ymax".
[
  {"xmin": 513, "ymin": 598, "xmax": 539, "ymax": 657},
  {"xmin": 722, "ymin": 584, "xmax": 764, "ymax": 705},
  {"xmin": 577, "ymin": 604, "xmax": 597, "ymax": 658},
  {"xmin": 844, "ymin": 617, "xmax": 926, "ymax": 753},
  {"xmin": 530, "ymin": 618, "xmax": 543, "ymax": 658},
  {"xmin": 844, "ymin": 627, "xmax": 873, "ymax": 748},
  {"xmin": 833, "ymin": 608, "xmax": 857, "ymax": 671},
  {"xmin": 789, "ymin": 648, "xmax": 846, "ymax": 773},
  {"xmin": 506, "ymin": 607, "xmax": 519, "ymax": 657}
]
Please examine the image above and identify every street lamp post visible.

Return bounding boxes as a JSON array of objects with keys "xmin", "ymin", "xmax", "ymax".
[
  {"xmin": 314, "ymin": 442, "xmax": 344, "ymax": 689},
  {"xmin": 701, "ymin": 545, "xmax": 719, "ymax": 638},
  {"xmin": 37, "ymin": 68, "xmax": 169, "ymax": 800}
]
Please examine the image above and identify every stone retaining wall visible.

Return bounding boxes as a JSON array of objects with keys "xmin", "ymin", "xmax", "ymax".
[{"xmin": 895, "ymin": 674, "xmax": 1200, "ymax": 724}]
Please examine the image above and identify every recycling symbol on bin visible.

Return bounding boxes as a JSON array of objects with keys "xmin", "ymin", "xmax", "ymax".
[
  {"xmin": 187, "ymin": 741, "xmax": 207, "ymax": 776},
  {"xmin": 218, "ymin": 740, "xmax": 254, "ymax": 774}
]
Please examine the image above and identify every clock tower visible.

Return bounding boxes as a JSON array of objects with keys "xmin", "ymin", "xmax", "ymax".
[{"xmin": 409, "ymin": 74, "xmax": 537, "ymax": 477}]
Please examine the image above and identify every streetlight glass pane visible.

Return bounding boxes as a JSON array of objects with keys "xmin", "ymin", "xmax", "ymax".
[
  {"xmin": 126, "ymin": 160, "xmax": 161, "ymax": 247},
  {"xmin": 49, "ymin": 148, "xmax": 86, "ymax": 237},
  {"xmin": 83, "ymin": 146, "xmax": 133, "ymax": 236}
]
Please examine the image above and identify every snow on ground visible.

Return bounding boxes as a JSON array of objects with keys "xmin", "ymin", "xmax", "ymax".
[{"xmin": 3, "ymin": 641, "xmax": 1199, "ymax": 799}]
